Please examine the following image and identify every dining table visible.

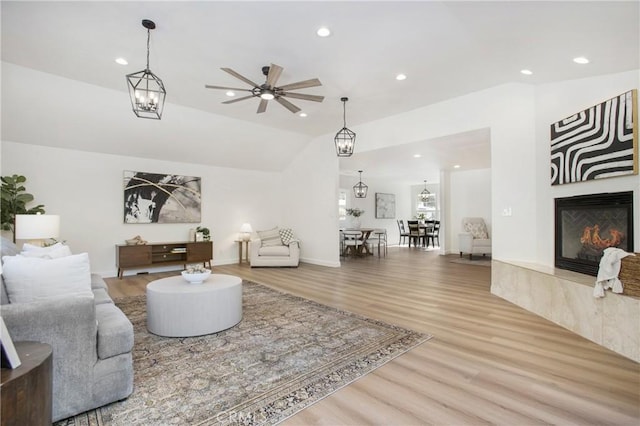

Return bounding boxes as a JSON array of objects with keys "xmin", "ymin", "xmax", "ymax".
[{"xmin": 342, "ymin": 228, "xmax": 376, "ymax": 256}]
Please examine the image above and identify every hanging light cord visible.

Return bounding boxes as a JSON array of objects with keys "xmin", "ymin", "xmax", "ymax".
[
  {"xmin": 145, "ymin": 28, "xmax": 151, "ymax": 71},
  {"xmin": 343, "ymin": 100, "xmax": 347, "ymax": 128}
]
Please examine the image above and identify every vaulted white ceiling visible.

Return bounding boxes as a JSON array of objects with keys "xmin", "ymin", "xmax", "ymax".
[{"xmin": 2, "ymin": 1, "xmax": 638, "ymax": 180}]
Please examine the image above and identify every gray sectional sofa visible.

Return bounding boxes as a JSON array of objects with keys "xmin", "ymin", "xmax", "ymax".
[{"xmin": 0, "ymin": 241, "xmax": 134, "ymax": 422}]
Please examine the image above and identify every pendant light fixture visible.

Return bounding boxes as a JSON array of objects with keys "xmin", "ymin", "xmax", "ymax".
[
  {"xmin": 353, "ymin": 170, "xmax": 368, "ymax": 198},
  {"xmin": 126, "ymin": 19, "xmax": 166, "ymax": 119},
  {"xmin": 335, "ymin": 97, "xmax": 356, "ymax": 157},
  {"xmin": 419, "ymin": 180, "xmax": 431, "ymax": 202}
]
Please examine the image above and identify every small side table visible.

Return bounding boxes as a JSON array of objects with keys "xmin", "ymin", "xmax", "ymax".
[
  {"xmin": 1, "ymin": 341, "xmax": 53, "ymax": 426},
  {"xmin": 235, "ymin": 239, "xmax": 250, "ymax": 264}
]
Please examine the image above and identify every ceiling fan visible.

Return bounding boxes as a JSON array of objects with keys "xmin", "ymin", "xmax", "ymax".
[{"xmin": 205, "ymin": 63, "xmax": 324, "ymax": 114}]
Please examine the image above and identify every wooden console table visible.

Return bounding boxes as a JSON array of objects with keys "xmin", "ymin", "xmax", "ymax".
[
  {"xmin": 1, "ymin": 341, "xmax": 53, "ymax": 426},
  {"xmin": 116, "ymin": 241, "xmax": 212, "ymax": 279}
]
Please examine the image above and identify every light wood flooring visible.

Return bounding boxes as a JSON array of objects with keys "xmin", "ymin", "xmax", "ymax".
[{"xmin": 106, "ymin": 247, "xmax": 640, "ymax": 425}]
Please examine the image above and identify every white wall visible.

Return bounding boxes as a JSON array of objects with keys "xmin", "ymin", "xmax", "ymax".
[
  {"xmin": 448, "ymin": 168, "xmax": 492, "ymax": 254},
  {"xmin": 2, "ymin": 141, "xmax": 283, "ymax": 276},
  {"xmin": 535, "ymin": 69, "xmax": 640, "ymax": 267},
  {"xmin": 281, "ymin": 136, "xmax": 341, "ymax": 267}
]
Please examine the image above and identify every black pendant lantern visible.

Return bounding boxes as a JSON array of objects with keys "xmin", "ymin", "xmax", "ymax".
[
  {"xmin": 335, "ymin": 97, "xmax": 356, "ymax": 157},
  {"xmin": 353, "ymin": 170, "xmax": 368, "ymax": 198},
  {"xmin": 126, "ymin": 19, "xmax": 166, "ymax": 119},
  {"xmin": 419, "ymin": 180, "xmax": 431, "ymax": 202}
]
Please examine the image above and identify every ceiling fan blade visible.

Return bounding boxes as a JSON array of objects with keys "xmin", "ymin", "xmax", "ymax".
[
  {"xmin": 222, "ymin": 95, "xmax": 255, "ymax": 104},
  {"xmin": 278, "ymin": 78, "xmax": 322, "ymax": 91},
  {"xmin": 265, "ymin": 63, "xmax": 284, "ymax": 88},
  {"xmin": 221, "ymin": 68, "xmax": 260, "ymax": 88},
  {"xmin": 275, "ymin": 97, "xmax": 301, "ymax": 114},
  {"xmin": 205, "ymin": 84, "xmax": 253, "ymax": 92},
  {"xmin": 281, "ymin": 92, "xmax": 325, "ymax": 102},
  {"xmin": 257, "ymin": 99, "xmax": 268, "ymax": 114}
]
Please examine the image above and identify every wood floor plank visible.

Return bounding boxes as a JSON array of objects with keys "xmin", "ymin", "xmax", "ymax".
[{"xmin": 105, "ymin": 247, "xmax": 640, "ymax": 425}]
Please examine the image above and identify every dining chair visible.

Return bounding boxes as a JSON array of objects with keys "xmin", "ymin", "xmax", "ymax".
[
  {"xmin": 368, "ymin": 229, "xmax": 388, "ymax": 257},
  {"xmin": 342, "ymin": 230, "xmax": 364, "ymax": 257},
  {"xmin": 425, "ymin": 220, "xmax": 440, "ymax": 247},
  {"xmin": 397, "ymin": 220, "xmax": 409, "ymax": 246},
  {"xmin": 406, "ymin": 220, "xmax": 424, "ymax": 247}
]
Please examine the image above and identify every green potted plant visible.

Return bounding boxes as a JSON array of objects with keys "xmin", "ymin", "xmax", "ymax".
[
  {"xmin": 196, "ymin": 226, "xmax": 211, "ymax": 242},
  {"xmin": 1, "ymin": 174, "xmax": 46, "ymax": 243}
]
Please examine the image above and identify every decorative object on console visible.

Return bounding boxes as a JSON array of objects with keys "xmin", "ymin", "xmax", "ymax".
[
  {"xmin": 1, "ymin": 174, "xmax": 46, "ymax": 243},
  {"xmin": 335, "ymin": 97, "xmax": 356, "ymax": 157},
  {"xmin": 550, "ymin": 90, "xmax": 637, "ymax": 185},
  {"xmin": 123, "ymin": 171, "xmax": 201, "ymax": 224},
  {"xmin": 239, "ymin": 223, "xmax": 253, "ymax": 241},
  {"xmin": 375, "ymin": 193, "xmax": 395, "ymax": 219},
  {"xmin": 125, "ymin": 235, "xmax": 147, "ymax": 245},
  {"xmin": 126, "ymin": 19, "xmax": 166, "ymax": 120},
  {"xmin": 353, "ymin": 170, "xmax": 368, "ymax": 198},
  {"xmin": 204, "ymin": 63, "xmax": 324, "ymax": 114},
  {"xmin": 196, "ymin": 226, "xmax": 210, "ymax": 241},
  {"xmin": 15, "ymin": 213, "xmax": 60, "ymax": 246}
]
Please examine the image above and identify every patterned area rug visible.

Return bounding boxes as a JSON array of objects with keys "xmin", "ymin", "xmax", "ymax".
[{"xmin": 56, "ymin": 280, "xmax": 430, "ymax": 426}]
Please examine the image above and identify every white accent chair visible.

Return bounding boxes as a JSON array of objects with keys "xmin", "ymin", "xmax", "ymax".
[
  {"xmin": 459, "ymin": 217, "xmax": 492, "ymax": 260},
  {"xmin": 250, "ymin": 228, "xmax": 300, "ymax": 267}
]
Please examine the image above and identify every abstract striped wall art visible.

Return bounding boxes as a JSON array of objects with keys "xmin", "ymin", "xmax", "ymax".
[{"xmin": 550, "ymin": 90, "xmax": 638, "ymax": 185}]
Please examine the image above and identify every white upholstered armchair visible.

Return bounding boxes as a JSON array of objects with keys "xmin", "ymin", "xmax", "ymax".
[
  {"xmin": 459, "ymin": 217, "xmax": 492, "ymax": 260},
  {"xmin": 250, "ymin": 227, "xmax": 300, "ymax": 267}
]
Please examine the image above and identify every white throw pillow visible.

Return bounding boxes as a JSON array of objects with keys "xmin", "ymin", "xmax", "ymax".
[
  {"xmin": 20, "ymin": 244, "xmax": 72, "ymax": 259},
  {"xmin": 1, "ymin": 253, "xmax": 93, "ymax": 304},
  {"xmin": 257, "ymin": 227, "xmax": 283, "ymax": 247}
]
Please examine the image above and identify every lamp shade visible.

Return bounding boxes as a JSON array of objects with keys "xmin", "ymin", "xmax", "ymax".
[
  {"xmin": 15, "ymin": 214, "xmax": 60, "ymax": 240},
  {"xmin": 240, "ymin": 223, "xmax": 253, "ymax": 233}
]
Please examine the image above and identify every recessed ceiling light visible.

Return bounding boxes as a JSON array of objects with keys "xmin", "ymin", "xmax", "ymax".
[
  {"xmin": 520, "ymin": 69, "xmax": 533, "ymax": 75},
  {"xmin": 115, "ymin": 57, "xmax": 128, "ymax": 65},
  {"xmin": 453, "ymin": 164, "xmax": 461, "ymax": 169},
  {"xmin": 573, "ymin": 56, "xmax": 590, "ymax": 64},
  {"xmin": 299, "ymin": 112, "xmax": 307, "ymax": 118},
  {"xmin": 316, "ymin": 27, "xmax": 331, "ymax": 37},
  {"xmin": 396, "ymin": 73, "xmax": 407, "ymax": 81},
  {"xmin": 226, "ymin": 91, "xmax": 235, "ymax": 97},
  {"xmin": 413, "ymin": 154, "xmax": 422, "ymax": 158}
]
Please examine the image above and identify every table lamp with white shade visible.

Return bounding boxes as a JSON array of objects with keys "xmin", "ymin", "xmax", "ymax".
[
  {"xmin": 239, "ymin": 223, "xmax": 253, "ymax": 241},
  {"xmin": 15, "ymin": 213, "xmax": 60, "ymax": 246}
]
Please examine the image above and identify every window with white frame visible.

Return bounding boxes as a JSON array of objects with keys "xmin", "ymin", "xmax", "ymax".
[
  {"xmin": 416, "ymin": 193, "xmax": 438, "ymax": 220},
  {"xmin": 338, "ymin": 189, "xmax": 347, "ymax": 221}
]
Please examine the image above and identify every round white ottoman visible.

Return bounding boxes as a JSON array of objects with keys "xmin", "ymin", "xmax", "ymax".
[{"xmin": 146, "ymin": 274, "xmax": 243, "ymax": 337}]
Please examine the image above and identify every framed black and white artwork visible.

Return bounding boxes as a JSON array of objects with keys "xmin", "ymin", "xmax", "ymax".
[
  {"xmin": 375, "ymin": 193, "xmax": 396, "ymax": 219},
  {"xmin": 550, "ymin": 90, "xmax": 638, "ymax": 185},
  {"xmin": 123, "ymin": 171, "xmax": 201, "ymax": 223}
]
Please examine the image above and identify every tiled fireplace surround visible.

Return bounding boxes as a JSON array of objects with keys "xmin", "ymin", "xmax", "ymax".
[{"xmin": 492, "ymin": 261, "xmax": 639, "ymax": 362}]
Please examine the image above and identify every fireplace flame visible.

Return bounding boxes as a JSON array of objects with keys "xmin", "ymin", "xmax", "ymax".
[{"xmin": 580, "ymin": 225, "xmax": 623, "ymax": 250}]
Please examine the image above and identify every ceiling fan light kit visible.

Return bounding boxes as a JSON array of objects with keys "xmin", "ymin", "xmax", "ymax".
[
  {"xmin": 126, "ymin": 19, "xmax": 166, "ymax": 120},
  {"xmin": 353, "ymin": 170, "xmax": 368, "ymax": 198},
  {"xmin": 335, "ymin": 97, "xmax": 356, "ymax": 157},
  {"xmin": 205, "ymin": 64, "xmax": 324, "ymax": 114}
]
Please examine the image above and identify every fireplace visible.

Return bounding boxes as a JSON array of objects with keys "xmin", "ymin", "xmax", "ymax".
[{"xmin": 555, "ymin": 191, "xmax": 634, "ymax": 276}]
